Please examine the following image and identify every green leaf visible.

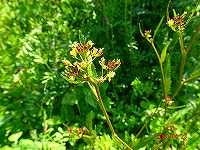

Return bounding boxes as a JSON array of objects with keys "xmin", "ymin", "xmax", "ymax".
[
  {"xmin": 86, "ymin": 111, "xmax": 95, "ymax": 131},
  {"xmin": 153, "ymin": 16, "xmax": 164, "ymax": 40},
  {"xmin": 62, "ymin": 89, "xmax": 78, "ymax": 106},
  {"xmin": 173, "ymin": 9, "xmax": 177, "ymax": 16},
  {"xmin": 161, "ymin": 41, "xmax": 171, "ymax": 63},
  {"xmin": 83, "ymin": 87, "xmax": 97, "ymax": 108},
  {"xmin": 190, "ymin": 67, "xmax": 200, "ymax": 78},
  {"xmin": 164, "ymin": 54, "xmax": 171, "ymax": 95},
  {"xmin": 46, "ymin": 117, "xmax": 62, "ymax": 126},
  {"xmin": 8, "ymin": 131, "xmax": 23, "ymax": 142}
]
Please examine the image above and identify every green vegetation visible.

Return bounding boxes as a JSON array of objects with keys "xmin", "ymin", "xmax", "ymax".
[{"xmin": 0, "ymin": 0, "xmax": 200, "ymax": 149}]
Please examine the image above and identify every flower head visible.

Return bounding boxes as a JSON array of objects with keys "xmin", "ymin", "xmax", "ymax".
[
  {"xmin": 173, "ymin": 15, "xmax": 185, "ymax": 31},
  {"xmin": 63, "ymin": 41, "xmax": 120, "ymax": 84},
  {"xmin": 69, "ymin": 41, "xmax": 94, "ymax": 57},
  {"xmin": 106, "ymin": 59, "xmax": 121, "ymax": 70},
  {"xmin": 163, "ymin": 96, "xmax": 174, "ymax": 106},
  {"xmin": 144, "ymin": 30, "xmax": 152, "ymax": 39},
  {"xmin": 167, "ymin": 12, "xmax": 186, "ymax": 32}
]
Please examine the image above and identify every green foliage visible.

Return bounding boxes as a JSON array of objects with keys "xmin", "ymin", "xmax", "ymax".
[{"xmin": 0, "ymin": 0, "xmax": 200, "ymax": 149}]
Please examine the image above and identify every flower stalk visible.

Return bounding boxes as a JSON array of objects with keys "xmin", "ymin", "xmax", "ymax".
[
  {"xmin": 88, "ymin": 79, "xmax": 132, "ymax": 150},
  {"xmin": 63, "ymin": 41, "xmax": 132, "ymax": 149}
]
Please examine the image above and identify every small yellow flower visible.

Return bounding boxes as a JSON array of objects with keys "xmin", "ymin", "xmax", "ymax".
[
  {"xmin": 91, "ymin": 47, "xmax": 98, "ymax": 57},
  {"xmin": 64, "ymin": 41, "xmax": 120, "ymax": 84},
  {"xmin": 96, "ymin": 48, "xmax": 103, "ymax": 57},
  {"xmin": 144, "ymin": 30, "xmax": 152, "ymax": 39},
  {"xmin": 70, "ymin": 48, "xmax": 77, "ymax": 57},
  {"xmin": 63, "ymin": 60, "xmax": 72, "ymax": 67},
  {"xmin": 71, "ymin": 41, "xmax": 78, "ymax": 48},
  {"xmin": 106, "ymin": 59, "xmax": 121, "ymax": 70},
  {"xmin": 167, "ymin": 13, "xmax": 186, "ymax": 32},
  {"xmin": 77, "ymin": 61, "xmax": 88, "ymax": 69},
  {"xmin": 173, "ymin": 15, "xmax": 185, "ymax": 31},
  {"xmin": 86, "ymin": 40, "xmax": 94, "ymax": 49},
  {"xmin": 99, "ymin": 57, "xmax": 107, "ymax": 70},
  {"xmin": 167, "ymin": 19, "xmax": 176, "ymax": 31},
  {"xmin": 91, "ymin": 48, "xmax": 103, "ymax": 57},
  {"xmin": 107, "ymin": 71, "xmax": 116, "ymax": 82}
]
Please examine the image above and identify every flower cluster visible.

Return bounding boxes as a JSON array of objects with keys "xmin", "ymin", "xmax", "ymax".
[
  {"xmin": 140, "ymin": 28, "xmax": 153, "ymax": 43},
  {"xmin": 167, "ymin": 13, "xmax": 186, "ymax": 32},
  {"xmin": 63, "ymin": 41, "xmax": 121, "ymax": 84},
  {"xmin": 67, "ymin": 126, "xmax": 89, "ymax": 138},
  {"xmin": 144, "ymin": 30, "xmax": 152, "ymax": 39}
]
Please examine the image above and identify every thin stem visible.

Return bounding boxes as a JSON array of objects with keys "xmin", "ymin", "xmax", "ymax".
[
  {"xmin": 168, "ymin": 105, "xmax": 186, "ymax": 109},
  {"xmin": 184, "ymin": 74, "xmax": 200, "ymax": 83},
  {"xmin": 178, "ymin": 33, "xmax": 187, "ymax": 82},
  {"xmin": 172, "ymin": 82, "xmax": 183, "ymax": 98},
  {"xmin": 151, "ymin": 41, "xmax": 167, "ymax": 98},
  {"xmin": 136, "ymin": 123, "xmax": 146, "ymax": 138},
  {"xmin": 160, "ymin": 63, "xmax": 167, "ymax": 98},
  {"xmin": 173, "ymin": 74, "xmax": 200, "ymax": 98},
  {"xmin": 93, "ymin": 83, "xmax": 115, "ymax": 134},
  {"xmin": 136, "ymin": 40, "xmax": 168, "ymax": 137},
  {"xmin": 173, "ymin": 32, "xmax": 187, "ymax": 98},
  {"xmin": 88, "ymin": 81, "xmax": 133, "ymax": 150},
  {"xmin": 136, "ymin": 100, "xmax": 163, "ymax": 138},
  {"xmin": 150, "ymin": 41, "xmax": 161, "ymax": 63}
]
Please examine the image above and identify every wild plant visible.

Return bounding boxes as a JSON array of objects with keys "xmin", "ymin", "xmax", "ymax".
[
  {"xmin": 138, "ymin": 3, "xmax": 200, "ymax": 148},
  {"xmin": 63, "ymin": 41, "xmax": 132, "ymax": 149}
]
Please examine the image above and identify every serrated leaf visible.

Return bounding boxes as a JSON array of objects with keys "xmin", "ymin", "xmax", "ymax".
[
  {"xmin": 161, "ymin": 41, "xmax": 170, "ymax": 63},
  {"xmin": 8, "ymin": 131, "xmax": 23, "ymax": 142}
]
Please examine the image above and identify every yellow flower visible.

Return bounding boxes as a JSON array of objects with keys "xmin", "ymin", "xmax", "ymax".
[
  {"xmin": 99, "ymin": 57, "xmax": 107, "ymax": 70},
  {"xmin": 63, "ymin": 60, "xmax": 72, "ymax": 67},
  {"xmin": 144, "ymin": 30, "xmax": 152, "ymax": 39},
  {"xmin": 167, "ymin": 19, "xmax": 176, "ymax": 31},
  {"xmin": 167, "ymin": 19, "xmax": 174, "ymax": 27},
  {"xmin": 91, "ymin": 48, "xmax": 103, "ymax": 57},
  {"xmin": 106, "ymin": 59, "xmax": 121, "ymax": 70},
  {"xmin": 107, "ymin": 71, "xmax": 116, "ymax": 82},
  {"xmin": 86, "ymin": 40, "xmax": 94, "ymax": 48},
  {"xmin": 70, "ymin": 48, "xmax": 77, "ymax": 57}
]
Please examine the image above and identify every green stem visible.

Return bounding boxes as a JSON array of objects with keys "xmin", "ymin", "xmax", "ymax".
[
  {"xmin": 151, "ymin": 42, "xmax": 167, "ymax": 98},
  {"xmin": 172, "ymin": 82, "xmax": 183, "ymax": 98},
  {"xmin": 150, "ymin": 41, "xmax": 168, "ymax": 130},
  {"xmin": 184, "ymin": 74, "xmax": 200, "ymax": 83},
  {"xmin": 173, "ymin": 32, "xmax": 187, "ymax": 98},
  {"xmin": 136, "ymin": 123, "xmax": 146, "ymax": 138},
  {"xmin": 88, "ymin": 80, "xmax": 133, "ymax": 150},
  {"xmin": 173, "ymin": 74, "xmax": 200, "ymax": 98},
  {"xmin": 179, "ymin": 33, "xmax": 187, "ymax": 82}
]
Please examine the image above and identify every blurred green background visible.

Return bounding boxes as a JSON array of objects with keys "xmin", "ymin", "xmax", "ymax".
[{"xmin": 0, "ymin": 0, "xmax": 200, "ymax": 149}]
